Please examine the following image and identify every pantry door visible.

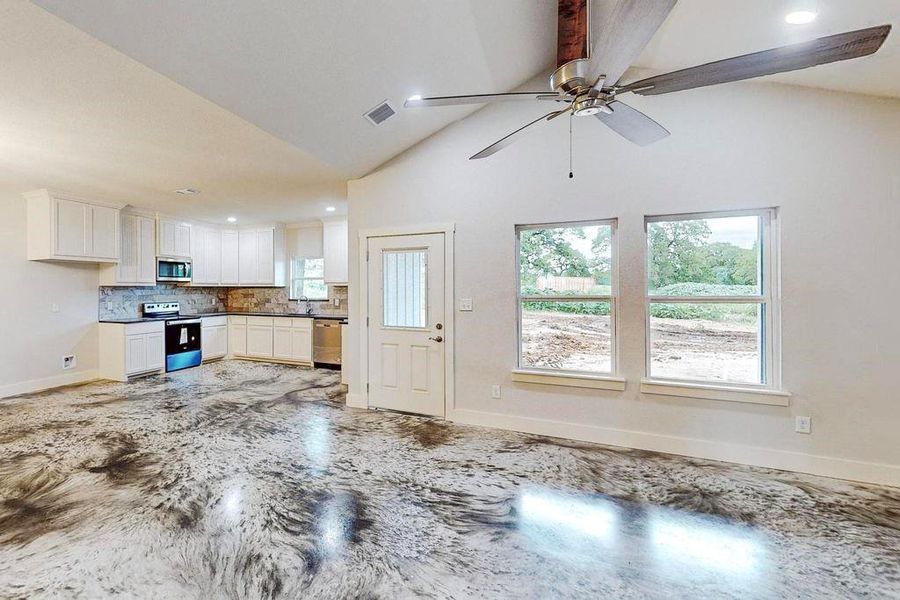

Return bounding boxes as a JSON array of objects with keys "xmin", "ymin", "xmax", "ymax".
[{"xmin": 367, "ymin": 233, "xmax": 445, "ymax": 417}]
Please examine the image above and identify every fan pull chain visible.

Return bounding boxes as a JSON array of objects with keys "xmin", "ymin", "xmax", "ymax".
[{"xmin": 568, "ymin": 112, "xmax": 574, "ymax": 179}]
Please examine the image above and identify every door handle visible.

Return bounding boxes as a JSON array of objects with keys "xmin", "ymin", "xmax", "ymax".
[{"xmin": 428, "ymin": 335, "xmax": 443, "ymax": 343}]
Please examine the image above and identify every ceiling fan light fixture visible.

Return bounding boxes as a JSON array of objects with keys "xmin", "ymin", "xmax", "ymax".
[{"xmin": 785, "ymin": 10, "xmax": 817, "ymax": 25}]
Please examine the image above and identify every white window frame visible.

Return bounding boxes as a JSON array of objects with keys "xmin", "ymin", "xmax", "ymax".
[
  {"xmin": 512, "ymin": 219, "xmax": 623, "ymax": 389},
  {"xmin": 643, "ymin": 208, "xmax": 783, "ymax": 395},
  {"xmin": 289, "ymin": 256, "xmax": 328, "ymax": 301}
]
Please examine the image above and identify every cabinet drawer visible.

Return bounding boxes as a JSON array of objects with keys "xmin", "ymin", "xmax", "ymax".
[
  {"xmin": 202, "ymin": 315, "xmax": 227, "ymax": 327},
  {"xmin": 228, "ymin": 316, "xmax": 248, "ymax": 325},
  {"xmin": 291, "ymin": 318, "xmax": 313, "ymax": 330},
  {"xmin": 248, "ymin": 316, "xmax": 274, "ymax": 326},
  {"xmin": 124, "ymin": 321, "xmax": 164, "ymax": 335}
]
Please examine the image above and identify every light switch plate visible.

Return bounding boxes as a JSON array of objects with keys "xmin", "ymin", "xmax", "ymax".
[
  {"xmin": 459, "ymin": 298, "xmax": 473, "ymax": 312},
  {"xmin": 795, "ymin": 416, "xmax": 811, "ymax": 434}
]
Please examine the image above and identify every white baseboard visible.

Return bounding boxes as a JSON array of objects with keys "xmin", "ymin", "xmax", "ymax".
[
  {"xmin": 345, "ymin": 393, "xmax": 367, "ymax": 409},
  {"xmin": 0, "ymin": 370, "xmax": 100, "ymax": 399},
  {"xmin": 449, "ymin": 408, "xmax": 900, "ymax": 488}
]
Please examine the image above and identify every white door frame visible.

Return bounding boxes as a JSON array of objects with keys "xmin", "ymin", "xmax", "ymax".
[{"xmin": 358, "ymin": 223, "xmax": 455, "ymax": 417}]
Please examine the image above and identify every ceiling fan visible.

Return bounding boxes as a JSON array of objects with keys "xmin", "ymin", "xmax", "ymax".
[{"xmin": 404, "ymin": 0, "xmax": 891, "ymax": 159}]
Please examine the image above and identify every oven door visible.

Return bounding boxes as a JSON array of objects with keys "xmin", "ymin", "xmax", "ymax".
[
  {"xmin": 165, "ymin": 319, "xmax": 202, "ymax": 372},
  {"xmin": 157, "ymin": 258, "xmax": 192, "ymax": 282}
]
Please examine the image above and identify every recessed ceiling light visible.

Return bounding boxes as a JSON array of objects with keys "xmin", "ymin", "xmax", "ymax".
[
  {"xmin": 227, "ymin": 216, "xmax": 237, "ymax": 223},
  {"xmin": 174, "ymin": 188, "xmax": 200, "ymax": 195},
  {"xmin": 407, "ymin": 94, "xmax": 422, "ymax": 102},
  {"xmin": 325, "ymin": 206, "xmax": 336, "ymax": 212},
  {"xmin": 785, "ymin": 10, "xmax": 817, "ymax": 24}
]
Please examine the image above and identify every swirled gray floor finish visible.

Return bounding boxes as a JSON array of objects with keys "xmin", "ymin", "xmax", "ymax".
[{"xmin": 1, "ymin": 361, "xmax": 898, "ymax": 599}]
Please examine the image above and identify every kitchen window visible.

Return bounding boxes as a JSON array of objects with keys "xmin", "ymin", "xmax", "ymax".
[
  {"xmin": 514, "ymin": 220, "xmax": 619, "ymax": 385},
  {"xmin": 290, "ymin": 257, "xmax": 328, "ymax": 300},
  {"xmin": 644, "ymin": 209, "xmax": 781, "ymax": 392}
]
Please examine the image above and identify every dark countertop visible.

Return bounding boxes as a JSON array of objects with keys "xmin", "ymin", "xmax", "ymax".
[{"xmin": 100, "ymin": 312, "xmax": 349, "ymax": 325}]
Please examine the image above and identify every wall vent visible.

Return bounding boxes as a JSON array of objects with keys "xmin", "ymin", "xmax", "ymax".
[{"xmin": 364, "ymin": 101, "xmax": 396, "ymax": 126}]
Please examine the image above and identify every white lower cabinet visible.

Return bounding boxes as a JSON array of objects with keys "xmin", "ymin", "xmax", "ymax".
[
  {"xmin": 228, "ymin": 315, "xmax": 313, "ymax": 365},
  {"xmin": 100, "ymin": 321, "xmax": 165, "ymax": 382},
  {"xmin": 201, "ymin": 316, "xmax": 228, "ymax": 361}
]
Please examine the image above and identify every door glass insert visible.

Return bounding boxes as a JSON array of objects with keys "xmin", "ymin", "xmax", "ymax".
[{"xmin": 383, "ymin": 249, "xmax": 427, "ymax": 328}]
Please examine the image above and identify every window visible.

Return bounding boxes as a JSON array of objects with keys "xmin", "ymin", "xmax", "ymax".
[
  {"xmin": 516, "ymin": 220, "xmax": 617, "ymax": 375},
  {"xmin": 382, "ymin": 249, "xmax": 428, "ymax": 328},
  {"xmin": 645, "ymin": 209, "xmax": 780, "ymax": 388},
  {"xmin": 290, "ymin": 257, "xmax": 327, "ymax": 300}
]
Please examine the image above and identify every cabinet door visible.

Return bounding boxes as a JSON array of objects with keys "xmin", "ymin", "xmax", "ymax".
[
  {"xmin": 206, "ymin": 228, "xmax": 222, "ymax": 284},
  {"xmin": 213, "ymin": 326, "xmax": 228, "ymax": 357},
  {"xmin": 291, "ymin": 327, "xmax": 313, "ymax": 362},
  {"xmin": 118, "ymin": 213, "xmax": 138, "ymax": 282},
  {"xmin": 145, "ymin": 332, "xmax": 165, "ymax": 371},
  {"xmin": 221, "ymin": 230, "xmax": 239, "ymax": 284},
  {"xmin": 125, "ymin": 334, "xmax": 147, "ymax": 375},
  {"xmin": 159, "ymin": 220, "xmax": 175, "ymax": 256},
  {"xmin": 137, "ymin": 217, "xmax": 156, "ymax": 283},
  {"xmin": 246, "ymin": 325, "xmax": 273, "ymax": 357},
  {"xmin": 91, "ymin": 205, "xmax": 118, "ymax": 259},
  {"xmin": 257, "ymin": 228, "xmax": 275, "ymax": 284},
  {"xmin": 239, "ymin": 229, "xmax": 258, "ymax": 284},
  {"xmin": 55, "ymin": 198, "xmax": 88, "ymax": 257},
  {"xmin": 230, "ymin": 323, "xmax": 247, "ymax": 356},
  {"xmin": 273, "ymin": 325, "xmax": 293, "ymax": 360},
  {"xmin": 323, "ymin": 220, "xmax": 348, "ymax": 283},
  {"xmin": 191, "ymin": 226, "xmax": 207, "ymax": 284},
  {"xmin": 175, "ymin": 223, "xmax": 191, "ymax": 257}
]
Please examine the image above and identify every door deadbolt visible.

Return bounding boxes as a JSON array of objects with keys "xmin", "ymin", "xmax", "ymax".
[{"xmin": 435, "ymin": 323, "xmax": 443, "ymax": 330}]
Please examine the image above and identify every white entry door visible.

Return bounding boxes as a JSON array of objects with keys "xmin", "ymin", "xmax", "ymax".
[{"xmin": 367, "ymin": 233, "xmax": 445, "ymax": 417}]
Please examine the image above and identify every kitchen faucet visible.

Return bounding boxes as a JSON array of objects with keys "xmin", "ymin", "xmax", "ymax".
[{"xmin": 299, "ymin": 295, "xmax": 313, "ymax": 315}]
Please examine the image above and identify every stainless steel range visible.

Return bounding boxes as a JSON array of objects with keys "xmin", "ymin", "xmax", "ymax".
[{"xmin": 143, "ymin": 302, "xmax": 202, "ymax": 372}]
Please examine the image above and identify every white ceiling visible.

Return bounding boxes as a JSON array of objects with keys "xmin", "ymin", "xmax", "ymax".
[{"xmin": 31, "ymin": 0, "xmax": 557, "ymax": 178}]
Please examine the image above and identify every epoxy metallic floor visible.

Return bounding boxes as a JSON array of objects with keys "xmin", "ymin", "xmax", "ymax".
[{"xmin": 1, "ymin": 362, "xmax": 898, "ymax": 599}]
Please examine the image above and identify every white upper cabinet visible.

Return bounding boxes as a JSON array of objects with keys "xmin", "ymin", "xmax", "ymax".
[
  {"xmin": 100, "ymin": 211, "xmax": 156, "ymax": 286},
  {"xmin": 158, "ymin": 217, "xmax": 191, "ymax": 257},
  {"xmin": 221, "ymin": 230, "xmax": 239, "ymax": 284},
  {"xmin": 191, "ymin": 226, "xmax": 224, "ymax": 286},
  {"xmin": 238, "ymin": 229, "xmax": 259, "ymax": 284},
  {"xmin": 323, "ymin": 219, "xmax": 348, "ymax": 284},
  {"xmin": 25, "ymin": 189, "xmax": 123, "ymax": 263},
  {"xmin": 237, "ymin": 227, "xmax": 282, "ymax": 286}
]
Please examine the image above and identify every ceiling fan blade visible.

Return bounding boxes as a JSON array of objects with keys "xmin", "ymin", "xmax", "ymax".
[
  {"xmin": 619, "ymin": 24, "xmax": 892, "ymax": 96},
  {"xmin": 470, "ymin": 109, "xmax": 568, "ymax": 160},
  {"xmin": 588, "ymin": 0, "xmax": 678, "ymax": 87},
  {"xmin": 405, "ymin": 92, "xmax": 555, "ymax": 108},
  {"xmin": 594, "ymin": 100, "xmax": 669, "ymax": 146}
]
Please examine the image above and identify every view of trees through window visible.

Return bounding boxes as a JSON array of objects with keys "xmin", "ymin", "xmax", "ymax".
[
  {"xmin": 518, "ymin": 223, "xmax": 615, "ymax": 374},
  {"xmin": 647, "ymin": 214, "xmax": 767, "ymax": 385}
]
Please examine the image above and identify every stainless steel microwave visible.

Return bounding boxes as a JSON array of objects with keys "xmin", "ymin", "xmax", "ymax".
[{"xmin": 156, "ymin": 256, "xmax": 192, "ymax": 282}]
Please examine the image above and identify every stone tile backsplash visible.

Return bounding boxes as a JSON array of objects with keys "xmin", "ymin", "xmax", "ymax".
[{"xmin": 99, "ymin": 284, "xmax": 348, "ymax": 319}]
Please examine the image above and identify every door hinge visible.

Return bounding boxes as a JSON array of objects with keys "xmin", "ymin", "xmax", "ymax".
[
  {"xmin": 366, "ymin": 317, "xmax": 369, "ymax": 327},
  {"xmin": 366, "ymin": 383, "xmax": 369, "ymax": 392},
  {"xmin": 366, "ymin": 250, "xmax": 369, "ymax": 261}
]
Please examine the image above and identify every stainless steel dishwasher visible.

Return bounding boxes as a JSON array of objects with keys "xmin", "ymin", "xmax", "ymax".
[{"xmin": 313, "ymin": 319, "xmax": 342, "ymax": 368}]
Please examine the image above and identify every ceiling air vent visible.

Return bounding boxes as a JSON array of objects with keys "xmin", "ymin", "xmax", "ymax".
[{"xmin": 364, "ymin": 101, "xmax": 395, "ymax": 126}]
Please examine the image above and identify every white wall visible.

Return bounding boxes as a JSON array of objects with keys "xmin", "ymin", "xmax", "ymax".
[
  {"xmin": 0, "ymin": 189, "xmax": 100, "ymax": 396},
  {"xmin": 347, "ymin": 78, "xmax": 900, "ymax": 486}
]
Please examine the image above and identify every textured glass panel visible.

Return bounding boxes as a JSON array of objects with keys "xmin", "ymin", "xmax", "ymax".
[
  {"xmin": 648, "ymin": 215, "xmax": 761, "ymax": 296},
  {"xmin": 521, "ymin": 301, "xmax": 612, "ymax": 374},
  {"xmin": 383, "ymin": 250, "xmax": 427, "ymax": 328},
  {"xmin": 649, "ymin": 303, "xmax": 762, "ymax": 384},
  {"xmin": 519, "ymin": 224, "xmax": 612, "ymax": 296}
]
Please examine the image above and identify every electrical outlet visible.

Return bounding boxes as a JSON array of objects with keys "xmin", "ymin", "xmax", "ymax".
[
  {"xmin": 51, "ymin": 303, "xmax": 60, "ymax": 313},
  {"xmin": 459, "ymin": 298, "xmax": 473, "ymax": 312},
  {"xmin": 333, "ymin": 298, "xmax": 340, "ymax": 307},
  {"xmin": 62, "ymin": 355, "xmax": 76, "ymax": 370},
  {"xmin": 491, "ymin": 385, "xmax": 501, "ymax": 399},
  {"xmin": 795, "ymin": 416, "xmax": 811, "ymax": 434},
  {"xmin": 106, "ymin": 301, "xmax": 114, "ymax": 311}
]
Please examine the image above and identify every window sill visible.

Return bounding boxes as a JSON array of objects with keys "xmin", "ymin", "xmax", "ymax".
[
  {"xmin": 640, "ymin": 378, "xmax": 791, "ymax": 406},
  {"xmin": 511, "ymin": 369, "xmax": 626, "ymax": 391}
]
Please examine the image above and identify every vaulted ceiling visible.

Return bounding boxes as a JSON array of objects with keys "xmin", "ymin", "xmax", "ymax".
[{"xmin": 5, "ymin": 1, "xmax": 897, "ymax": 223}]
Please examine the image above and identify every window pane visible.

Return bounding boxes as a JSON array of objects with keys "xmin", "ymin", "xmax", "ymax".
[
  {"xmin": 520, "ymin": 224, "xmax": 612, "ymax": 296},
  {"xmin": 649, "ymin": 303, "xmax": 762, "ymax": 384},
  {"xmin": 383, "ymin": 250, "xmax": 427, "ymax": 328},
  {"xmin": 303, "ymin": 279, "xmax": 327, "ymax": 300},
  {"xmin": 304, "ymin": 258, "xmax": 325, "ymax": 278},
  {"xmin": 521, "ymin": 301, "xmax": 611, "ymax": 374},
  {"xmin": 648, "ymin": 215, "xmax": 760, "ymax": 296}
]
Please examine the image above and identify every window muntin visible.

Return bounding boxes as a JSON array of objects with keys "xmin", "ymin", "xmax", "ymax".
[
  {"xmin": 382, "ymin": 249, "xmax": 428, "ymax": 328},
  {"xmin": 517, "ymin": 221, "xmax": 617, "ymax": 376},
  {"xmin": 290, "ymin": 257, "xmax": 327, "ymax": 300},
  {"xmin": 645, "ymin": 210, "xmax": 778, "ymax": 388}
]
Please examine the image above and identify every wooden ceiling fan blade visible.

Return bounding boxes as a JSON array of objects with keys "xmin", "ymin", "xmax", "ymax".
[
  {"xmin": 588, "ymin": 0, "xmax": 678, "ymax": 87},
  {"xmin": 405, "ymin": 92, "xmax": 555, "ymax": 108},
  {"xmin": 470, "ymin": 109, "xmax": 567, "ymax": 160},
  {"xmin": 619, "ymin": 24, "xmax": 892, "ymax": 96},
  {"xmin": 594, "ymin": 101, "xmax": 669, "ymax": 146}
]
